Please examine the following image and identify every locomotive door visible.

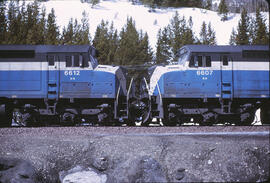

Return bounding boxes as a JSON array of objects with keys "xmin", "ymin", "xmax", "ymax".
[
  {"xmin": 220, "ymin": 55, "xmax": 233, "ymax": 99},
  {"xmin": 47, "ymin": 54, "xmax": 60, "ymax": 99}
]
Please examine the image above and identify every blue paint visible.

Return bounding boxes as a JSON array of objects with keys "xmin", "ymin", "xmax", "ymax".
[
  {"xmin": 152, "ymin": 70, "xmax": 269, "ymax": 99},
  {"xmin": 0, "ymin": 70, "xmax": 119, "ymax": 99}
]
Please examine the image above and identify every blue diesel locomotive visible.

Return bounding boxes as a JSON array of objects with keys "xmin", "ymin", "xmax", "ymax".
[
  {"xmin": 146, "ymin": 45, "xmax": 269, "ymax": 125},
  {"xmin": 0, "ymin": 45, "xmax": 127, "ymax": 126}
]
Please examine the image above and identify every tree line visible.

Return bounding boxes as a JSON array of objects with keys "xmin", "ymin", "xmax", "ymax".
[
  {"xmin": 229, "ymin": 8, "xmax": 269, "ymax": 45},
  {"xmin": 0, "ymin": 1, "xmax": 269, "ymax": 66},
  {"xmin": 0, "ymin": 1, "xmax": 91, "ymax": 45}
]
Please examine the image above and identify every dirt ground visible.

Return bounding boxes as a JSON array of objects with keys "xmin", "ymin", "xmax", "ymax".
[{"xmin": 0, "ymin": 126, "xmax": 269, "ymax": 182}]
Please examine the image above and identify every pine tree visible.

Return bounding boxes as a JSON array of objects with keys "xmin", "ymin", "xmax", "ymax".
[
  {"xmin": 115, "ymin": 17, "xmax": 140, "ymax": 66},
  {"xmin": 218, "ymin": 0, "xmax": 228, "ymax": 21},
  {"xmin": 205, "ymin": 0, "xmax": 212, "ymax": 10},
  {"xmin": 169, "ymin": 12, "xmax": 182, "ymax": 60},
  {"xmin": 137, "ymin": 32, "xmax": 153, "ymax": 65},
  {"xmin": 182, "ymin": 16, "xmax": 195, "ymax": 45},
  {"xmin": 107, "ymin": 22, "xmax": 118, "ymax": 65},
  {"xmin": 229, "ymin": 28, "xmax": 237, "ymax": 45},
  {"xmin": 17, "ymin": 1, "xmax": 27, "ymax": 44},
  {"xmin": 155, "ymin": 27, "xmax": 172, "ymax": 64},
  {"xmin": 207, "ymin": 22, "xmax": 216, "ymax": 45},
  {"xmin": 93, "ymin": 20, "xmax": 111, "ymax": 64},
  {"xmin": 6, "ymin": 1, "xmax": 20, "ymax": 44},
  {"xmin": 248, "ymin": 17, "xmax": 256, "ymax": 44},
  {"xmin": 199, "ymin": 21, "xmax": 207, "ymax": 44},
  {"xmin": 199, "ymin": 21, "xmax": 216, "ymax": 45},
  {"xmin": 0, "ymin": 1, "xmax": 7, "ymax": 44},
  {"xmin": 46, "ymin": 8, "xmax": 60, "ymax": 45},
  {"xmin": 253, "ymin": 8, "xmax": 269, "ymax": 45},
  {"xmin": 235, "ymin": 8, "xmax": 249, "ymax": 45},
  {"xmin": 37, "ymin": 7, "xmax": 46, "ymax": 44},
  {"xmin": 90, "ymin": 0, "xmax": 100, "ymax": 8},
  {"xmin": 25, "ymin": 1, "xmax": 43, "ymax": 44},
  {"xmin": 61, "ymin": 18, "xmax": 76, "ymax": 45},
  {"xmin": 78, "ymin": 11, "xmax": 91, "ymax": 44}
]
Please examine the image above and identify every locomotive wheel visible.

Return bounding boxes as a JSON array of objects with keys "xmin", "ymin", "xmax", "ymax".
[
  {"xmin": 239, "ymin": 112, "xmax": 255, "ymax": 126},
  {"xmin": 261, "ymin": 106, "xmax": 270, "ymax": 125},
  {"xmin": 0, "ymin": 104, "xmax": 12, "ymax": 127}
]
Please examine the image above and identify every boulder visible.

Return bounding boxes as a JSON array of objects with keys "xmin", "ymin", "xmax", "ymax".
[
  {"xmin": 59, "ymin": 165, "xmax": 107, "ymax": 183},
  {"xmin": 0, "ymin": 158, "xmax": 37, "ymax": 183}
]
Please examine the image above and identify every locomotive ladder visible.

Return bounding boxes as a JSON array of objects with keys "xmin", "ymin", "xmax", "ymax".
[
  {"xmin": 47, "ymin": 54, "xmax": 59, "ymax": 115},
  {"xmin": 221, "ymin": 82, "xmax": 232, "ymax": 113},
  {"xmin": 220, "ymin": 55, "xmax": 233, "ymax": 113}
]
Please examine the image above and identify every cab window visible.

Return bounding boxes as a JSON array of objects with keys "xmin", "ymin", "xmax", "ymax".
[
  {"xmin": 48, "ymin": 55, "xmax": 55, "ymax": 66},
  {"xmin": 66, "ymin": 54, "xmax": 81, "ymax": 67},
  {"xmin": 189, "ymin": 55, "xmax": 211, "ymax": 67},
  {"xmin": 222, "ymin": 55, "xmax": 228, "ymax": 66},
  {"xmin": 206, "ymin": 56, "xmax": 211, "ymax": 67}
]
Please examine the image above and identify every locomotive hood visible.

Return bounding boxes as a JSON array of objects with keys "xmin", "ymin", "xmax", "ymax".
[{"xmin": 149, "ymin": 65, "xmax": 186, "ymax": 96}]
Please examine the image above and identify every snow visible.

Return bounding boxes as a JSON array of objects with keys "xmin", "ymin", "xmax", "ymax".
[{"xmin": 40, "ymin": 0, "xmax": 268, "ymax": 51}]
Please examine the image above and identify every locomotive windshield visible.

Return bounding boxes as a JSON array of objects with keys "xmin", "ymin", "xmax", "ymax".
[{"xmin": 177, "ymin": 48, "xmax": 189, "ymax": 65}]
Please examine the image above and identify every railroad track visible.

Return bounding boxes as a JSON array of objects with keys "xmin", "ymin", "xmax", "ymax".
[{"xmin": 1, "ymin": 125, "xmax": 269, "ymax": 137}]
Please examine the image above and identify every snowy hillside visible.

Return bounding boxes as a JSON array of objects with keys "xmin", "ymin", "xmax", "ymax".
[{"xmin": 41, "ymin": 0, "xmax": 269, "ymax": 50}]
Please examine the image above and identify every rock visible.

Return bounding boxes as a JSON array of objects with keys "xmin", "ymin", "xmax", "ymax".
[
  {"xmin": 92, "ymin": 157, "xmax": 109, "ymax": 171},
  {"xmin": 129, "ymin": 156, "xmax": 167, "ymax": 183},
  {"xmin": 59, "ymin": 165, "xmax": 107, "ymax": 183},
  {"xmin": 174, "ymin": 168, "xmax": 185, "ymax": 181},
  {"xmin": 0, "ymin": 158, "xmax": 37, "ymax": 183}
]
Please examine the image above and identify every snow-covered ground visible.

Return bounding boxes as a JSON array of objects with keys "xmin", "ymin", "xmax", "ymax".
[{"xmin": 41, "ymin": 0, "xmax": 269, "ymax": 51}]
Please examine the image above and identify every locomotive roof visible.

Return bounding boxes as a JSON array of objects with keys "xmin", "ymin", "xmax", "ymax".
[
  {"xmin": 0, "ymin": 45, "xmax": 92, "ymax": 53},
  {"xmin": 182, "ymin": 45, "xmax": 269, "ymax": 53}
]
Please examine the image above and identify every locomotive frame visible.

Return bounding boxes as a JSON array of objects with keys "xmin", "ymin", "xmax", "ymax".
[{"xmin": 0, "ymin": 44, "xmax": 269, "ymax": 126}]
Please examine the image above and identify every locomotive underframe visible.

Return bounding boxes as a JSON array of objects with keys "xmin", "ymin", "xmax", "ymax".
[
  {"xmin": 0, "ymin": 97, "xmax": 127, "ymax": 126},
  {"xmin": 150, "ymin": 96, "xmax": 269, "ymax": 125}
]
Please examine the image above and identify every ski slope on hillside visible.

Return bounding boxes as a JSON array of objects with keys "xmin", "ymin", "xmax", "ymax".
[{"xmin": 42, "ymin": 0, "xmax": 269, "ymax": 50}]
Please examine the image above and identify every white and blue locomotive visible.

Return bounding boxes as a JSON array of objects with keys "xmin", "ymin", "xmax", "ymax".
[
  {"xmin": 0, "ymin": 45, "xmax": 127, "ymax": 126},
  {"xmin": 147, "ymin": 45, "xmax": 269, "ymax": 125}
]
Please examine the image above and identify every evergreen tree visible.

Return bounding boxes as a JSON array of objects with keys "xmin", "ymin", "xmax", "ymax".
[
  {"xmin": 248, "ymin": 17, "xmax": 256, "ymax": 44},
  {"xmin": 115, "ymin": 17, "xmax": 141, "ymax": 65},
  {"xmin": 78, "ymin": 11, "xmax": 91, "ymax": 44},
  {"xmin": 93, "ymin": 20, "xmax": 111, "ymax": 64},
  {"xmin": 61, "ymin": 18, "xmax": 79, "ymax": 45},
  {"xmin": 205, "ymin": 0, "xmax": 212, "ymax": 10},
  {"xmin": 155, "ymin": 27, "xmax": 172, "ymax": 64},
  {"xmin": 6, "ymin": 1, "xmax": 20, "ymax": 44},
  {"xmin": 17, "ymin": 1, "xmax": 27, "ymax": 44},
  {"xmin": 46, "ymin": 8, "xmax": 60, "ymax": 45},
  {"xmin": 235, "ymin": 8, "xmax": 249, "ymax": 45},
  {"xmin": 137, "ymin": 31, "xmax": 153, "ymax": 65},
  {"xmin": 25, "ymin": 1, "xmax": 44, "ymax": 44},
  {"xmin": 0, "ymin": 1, "xmax": 7, "ymax": 44},
  {"xmin": 199, "ymin": 21, "xmax": 216, "ymax": 45},
  {"xmin": 207, "ymin": 22, "xmax": 216, "ymax": 45},
  {"xmin": 37, "ymin": 7, "xmax": 46, "ymax": 44},
  {"xmin": 182, "ymin": 16, "xmax": 195, "ymax": 45},
  {"xmin": 106, "ymin": 22, "xmax": 119, "ymax": 65},
  {"xmin": 218, "ymin": 0, "xmax": 228, "ymax": 21},
  {"xmin": 253, "ymin": 8, "xmax": 269, "ymax": 45},
  {"xmin": 229, "ymin": 28, "xmax": 237, "ymax": 45},
  {"xmin": 168, "ymin": 11, "xmax": 182, "ymax": 60},
  {"xmin": 199, "ymin": 21, "xmax": 207, "ymax": 44},
  {"xmin": 90, "ymin": 0, "xmax": 100, "ymax": 8}
]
